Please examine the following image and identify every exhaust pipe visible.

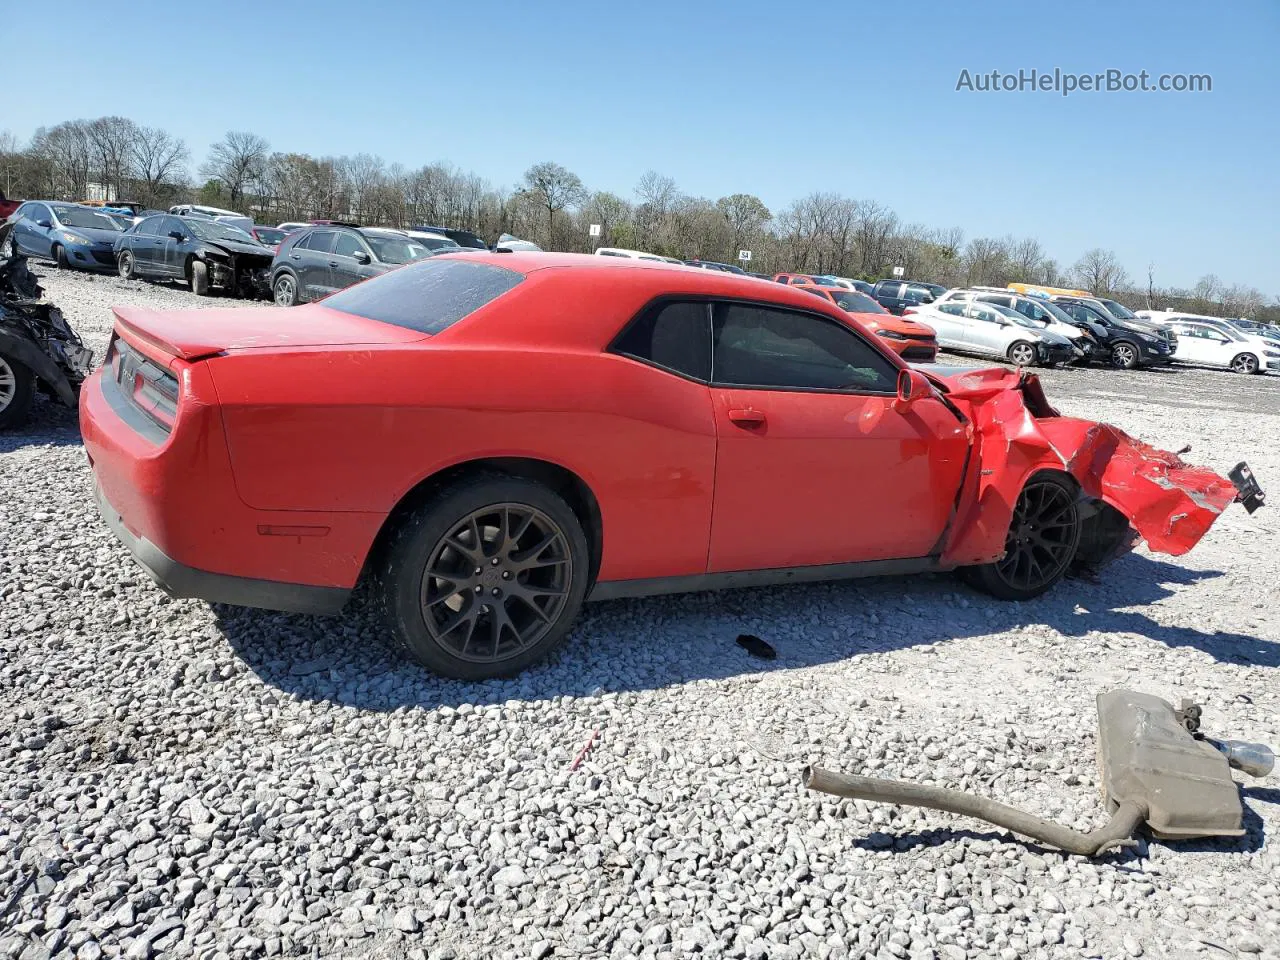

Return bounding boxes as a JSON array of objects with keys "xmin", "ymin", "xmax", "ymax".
[
  {"xmin": 804, "ymin": 690, "xmax": 1274, "ymax": 858},
  {"xmin": 802, "ymin": 766, "xmax": 1147, "ymax": 857}
]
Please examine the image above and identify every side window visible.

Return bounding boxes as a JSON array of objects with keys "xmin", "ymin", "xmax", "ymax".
[
  {"xmin": 789, "ymin": 277, "xmax": 809, "ymax": 285},
  {"xmin": 32, "ymin": 203, "xmax": 52, "ymax": 223},
  {"xmin": 969, "ymin": 304, "xmax": 998, "ymax": 323},
  {"xmin": 134, "ymin": 218, "xmax": 156, "ymax": 237},
  {"xmin": 306, "ymin": 230, "xmax": 336, "ymax": 254},
  {"xmin": 611, "ymin": 301, "xmax": 712, "ymax": 382},
  {"xmin": 877, "ymin": 282, "xmax": 902, "ymax": 297},
  {"xmin": 711, "ymin": 303, "xmax": 898, "ymax": 393},
  {"xmin": 976, "ymin": 294, "xmax": 1012, "ymax": 308},
  {"xmin": 938, "ymin": 302, "xmax": 965, "ymax": 316},
  {"xmin": 334, "ymin": 232, "xmax": 366, "ymax": 258}
]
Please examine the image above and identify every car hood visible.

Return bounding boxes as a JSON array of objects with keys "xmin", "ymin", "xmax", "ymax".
[
  {"xmin": 1114, "ymin": 318, "xmax": 1165, "ymax": 337},
  {"xmin": 1025, "ymin": 326, "xmax": 1074, "ymax": 346},
  {"xmin": 925, "ymin": 366, "xmax": 1247, "ymax": 562},
  {"xmin": 68, "ymin": 226, "xmax": 124, "ymax": 246},
  {"xmin": 203, "ymin": 239, "xmax": 273, "ymax": 258}
]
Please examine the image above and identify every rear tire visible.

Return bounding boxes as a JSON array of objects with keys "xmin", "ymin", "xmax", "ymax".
[
  {"xmin": 376, "ymin": 474, "xmax": 591, "ymax": 680},
  {"xmin": 1110, "ymin": 341, "xmax": 1140, "ymax": 369},
  {"xmin": 53, "ymin": 244, "xmax": 70, "ymax": 270},
  {"xmin": 1231, "ymin": 353, "xmax": 1260, "ymax": 375},
  {"xmin": 1007, "ymin": 340, "xmax": 1037, "ymax": 367},
  {"xmin": 0, "ymin": 353, "xmax": 36, "ymax": 431},
  {"xmin": 189, "ymin": 259, "xmax": 210, "ymax": 296},
  {"xmin": 966, "ymin": 472, "xmax": 1082, "ymax": 601},
  {"xmin": 273, "ymin": 271, "xmax": 299, "ymax": 306},
  {"xmin": 118, "ymin": 250, "xmax": 136, "ymax": 280}
]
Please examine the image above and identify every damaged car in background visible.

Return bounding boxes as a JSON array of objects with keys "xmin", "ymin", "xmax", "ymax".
[
  {"xmin": 79, "ymin": 254, "xmax": 1265, "ymax": 679},
  {"xmin": 114, "ymin": 214, "xmax": 273, "ymax": 298},
  {"xmin": 0, "ymin": 222, "xmax": 93, "ymax": 429}
]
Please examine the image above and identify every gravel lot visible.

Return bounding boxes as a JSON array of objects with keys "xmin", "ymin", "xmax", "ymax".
[{"xmin": 2, "ymin": 266, "xmax": 1278, "ymax": 960}]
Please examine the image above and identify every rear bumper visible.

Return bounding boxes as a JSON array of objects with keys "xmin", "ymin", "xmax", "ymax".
[{"xmin": 94, "ymin": 482, "xmax": 351, "ymax": 616}]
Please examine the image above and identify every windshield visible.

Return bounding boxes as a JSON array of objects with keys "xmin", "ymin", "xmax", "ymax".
[
  {"xmin": 990, "ymin": 303, "xmax": 1041, "ymax": 329},
  {"xmin": 831, "ymin": 290, "xmax": 887, "ymax": 314},
  {"xmin": 366, "ymin": 235, "xmax": 430, "ymax": 264},
  {"xmin": 54, "ymin": 207, "xmax": 123, "ymax": 231},
  {"xmin": 1098, "ymin": 297, "xmax": 1137, "ymax": 320},
  {"xmin": 188, "ymin": 219, "xmax": 258, "ymax": 244},
  {"xmin": 413, "ymin": 236, "xmax": 461, "ymax": 251},
  {"xmin": 254, "ymin": 228, "xmax": 286, "ymax": 245}
]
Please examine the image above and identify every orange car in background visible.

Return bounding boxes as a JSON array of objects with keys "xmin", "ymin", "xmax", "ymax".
[{"xmin": 800, "ymin": 285, "xmax": 939, "ymax": 362}]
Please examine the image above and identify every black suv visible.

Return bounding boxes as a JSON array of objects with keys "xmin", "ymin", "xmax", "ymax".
[
  {"xmin": 411, "ymin": 225, "xmax": 488, "ymax": 250},
  {"xmin": 871, "ymin": 279, "xmax": 946, "ymax": 315},
  {"xmin": 271, "ymin": 226, "xmax": 435, "ymax": 305}
]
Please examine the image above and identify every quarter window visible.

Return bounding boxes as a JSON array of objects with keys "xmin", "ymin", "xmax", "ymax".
[
  {"xmin": 301, "ymin": 230, "xmax": 336, "ymax": 253},
  {"xmin": 711, "ymin": 303, "xmax": 898, "ymax": 393},
  {"xmin": 612, "ymin": 301, "xmax": 712, "ymax": 382}
]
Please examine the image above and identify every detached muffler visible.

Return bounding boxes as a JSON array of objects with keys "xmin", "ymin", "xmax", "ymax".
[{"xmin": 804, "ymin": 690, "xmax": 1274, "ymax": 857}]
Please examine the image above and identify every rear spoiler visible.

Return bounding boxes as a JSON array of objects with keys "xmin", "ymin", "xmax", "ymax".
[{"xmin": 111, "ymin": 306, "xmax": 224, "ymax": 363}]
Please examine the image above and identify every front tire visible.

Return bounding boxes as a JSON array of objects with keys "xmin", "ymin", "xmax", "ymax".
[
  {"xmin": 53, "ymin": 244, "xmax": 70, "ymax": 270},
  {"xmin": 377, "ymin": 475, "xmax": 591, "ymax": 680},
  {"xmin": 189, "ymin": 259, "xmax": 210, "ymax": 296},
  {"xmin": 966, "ymin": 472, "xmax": 1082, "ymax": 601},
  {"xmin": 1110, "ymin": 341, "xmax": 1140, "ymax": 369},
  {"xmin": 1231, "ymin": 353, "xmax": 1260, "ymax": 375},
  {"xmin": 0, "ymin": 353, "xmax": 36, "ymax": 431},
  {"xmin": 1007, "ymin": 340, "xmax": 1038, "ymax": 367},
  {"xmin": 118, "ymin": 250, "xmax": 137, "ymax": 280}
]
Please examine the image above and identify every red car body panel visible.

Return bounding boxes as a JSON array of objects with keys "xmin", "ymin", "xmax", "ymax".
[{"xmin": 79, "ymin": 254, "xmax": 1245, "ymax": 614}]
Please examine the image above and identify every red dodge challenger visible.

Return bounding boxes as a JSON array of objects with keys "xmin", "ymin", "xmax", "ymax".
[{"xmin": 80, "ymin": 253, "xmax": 1263, "ymax": 679}]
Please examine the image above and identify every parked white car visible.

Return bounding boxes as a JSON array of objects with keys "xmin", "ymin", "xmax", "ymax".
[
  {"xmin": 1140, "ymin": 314, "xmax": 1279, "ymax": 374},
  {"xmin": 169, "ymin": 204, "xmax": 254, "ymax": 234},
  {"xmin": 907, "ymin": 300, "xmax": 1082, "ymax": 367},
  {"xmin": 405, "ymin": 230, "xmax": 463, "ymax": 253},
  {"xmin": 594, "ymin": 247, "xmax": 680, "ymax": 262},
  {"xmin": 935, "ymin": 288, "xmax": 1099, "ymax": 362}
]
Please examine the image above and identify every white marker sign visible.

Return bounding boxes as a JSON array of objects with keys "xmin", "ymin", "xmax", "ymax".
[
  {"xmin": 892, "ymin": 265, "xmax": 905, "ymax": 278},
  {"xmin": 738, "ymin": 250, "xmax": 752, "ymax": 262},
  {"xmin": 588, "ymin": 223, "xmax": 602, "ymax": 237}
]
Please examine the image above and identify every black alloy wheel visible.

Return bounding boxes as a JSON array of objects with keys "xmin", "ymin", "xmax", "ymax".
[{"xmin": 965, "ymin": 473, "xmax": 1082, "ymax": 601}]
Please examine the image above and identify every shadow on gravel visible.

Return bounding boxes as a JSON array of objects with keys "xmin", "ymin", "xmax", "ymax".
[
  {"xmin": 846, "ymin": 790, "xmax": 1268, "ymax": 859},
  {"xmin": 0, "ymin": 401, "xmax": 82, "ymax": 452},
  {"xmin": 215, "ymin": 551, "xmax": 1278, "ymax": 714}
]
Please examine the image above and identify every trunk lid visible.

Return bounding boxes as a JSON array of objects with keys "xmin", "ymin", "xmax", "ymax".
[{"xmin": 111, "ymin": 303, "xmax": 425, "ymax": 361}]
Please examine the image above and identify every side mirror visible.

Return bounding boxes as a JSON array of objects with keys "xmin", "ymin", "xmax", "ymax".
[
  {"xmin": 894, "ymin": 368, "xmax": 932, "ymax": 410},
  {"xmin": 36, "ymin": 219, "xmax": 52, "ymax": 228},
  {"xmin": 353, "ymin": 250, "xmax": 372, "ymax": 265},
  {"xmin": 169, "ymin": 230, "xmax": 185, "ymax": 240}
]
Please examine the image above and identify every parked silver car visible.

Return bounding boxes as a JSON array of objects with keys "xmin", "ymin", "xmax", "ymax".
[{"xmin": 907, "ymin": 299, "xmax": 1081, "ymax": 366}]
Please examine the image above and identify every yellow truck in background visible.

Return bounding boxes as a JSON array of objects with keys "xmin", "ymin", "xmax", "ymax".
[{"xmin": 1008, "ymin": 282, "xmax": 1092, "ymax": 297}]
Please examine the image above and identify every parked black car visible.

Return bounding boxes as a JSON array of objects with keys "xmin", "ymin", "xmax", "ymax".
[
  {"xmin": 1052, "ymin": 296, "xmax": 1174, "ymax": 369},
  {"xmin": 410, "ymin": 224, "xmax": 488, "ymax": 250},
  {"xmin": 871, "ymin": 279, "xmax": 947, "ymax": 315},
  {"xmin": 0, "ymin": 222, "xmax": 93, "ymax": 429},
  {"xmin": 684, "ymin": 259, "xmax": 748, "ymax": 275},
  {"xmin": 270, "ymin": 225, "xmax": 435, "ymax": 306},
  {"xmin": 115, "ymin": 214, "xmax": 273, "ymax": 298}
]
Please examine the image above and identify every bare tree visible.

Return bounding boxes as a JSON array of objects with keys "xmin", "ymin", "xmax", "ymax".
[
  {"xmin": 1071, "ymin": 248, "xmax": 1129, "ymax": 294},
  {"xmin": 520, "ymin": 161, "xmax": 586, "ymax": 244},
  {"xmin": 715, "ymin": 193, "xmax": 770, "ymax": 259},
  {"xmin": 85, "ymin": 116, "xmax": 139, "ymax": 200},
  {"xmin": 131, "ymin": 126, "xmax": 189, "ymax": 206},
  {"xmin": 200, "ymin": 131, "xmax": 270, "ymax": 208}
]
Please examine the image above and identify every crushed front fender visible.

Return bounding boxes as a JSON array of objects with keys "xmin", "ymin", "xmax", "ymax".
[{"xmin": 937, "ymin": 368, "xmax": 1247, "ymax": 569}]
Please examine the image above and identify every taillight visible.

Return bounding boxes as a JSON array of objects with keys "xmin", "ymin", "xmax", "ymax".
[{"xmin": 111, "ymin": 337, "xmax": 181, "ymax": 434}]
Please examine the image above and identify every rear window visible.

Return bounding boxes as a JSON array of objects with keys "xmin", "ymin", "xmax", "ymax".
[
  {"xmin": 831, "ymin": 290, "xmax": 887, "ymax": 314},
  {"xmin": 320, "ymin": 257, "xmax": 524, "ymax": 334}
]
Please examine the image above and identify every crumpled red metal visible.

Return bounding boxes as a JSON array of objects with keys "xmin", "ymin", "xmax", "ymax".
[{"xmin": 936, "ymin": 367, "xmax": 1239, "ymax": 568}]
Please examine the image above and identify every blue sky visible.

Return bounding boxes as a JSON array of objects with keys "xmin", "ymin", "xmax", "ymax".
[{"xmin": 6, "ymin": 0, "xmax": 1278, "ymax": 293}]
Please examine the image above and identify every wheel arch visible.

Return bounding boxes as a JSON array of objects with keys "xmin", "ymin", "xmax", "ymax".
[{"xmin": 366, "ymin": 456, "xmax": 604, "ymax": 588}]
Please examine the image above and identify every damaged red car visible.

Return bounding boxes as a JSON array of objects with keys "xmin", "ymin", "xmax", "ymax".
[{"xmin": 79, "ymin": 254, "xmax": 1264, "ymax": 679}]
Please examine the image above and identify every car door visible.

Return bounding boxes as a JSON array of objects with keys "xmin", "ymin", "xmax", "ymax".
[
  {"xmin": 19, "ymin": 203, "xmax": 55, "ymax": 257},
  {"xmin": 925, "ymin": 301, "xmax": 967, "ymax": 348},
  {"xmin": 706, "ymin": 301, "xmax": 969, "ymax": 572},
  {"xmin": 962, "ymin": 302, "xmax": 1009, "ymax": 355},
  {"xmin": 298, "ymin": 229, "xmax": 336, "ymax": 300},
  {"xmin": 875, "ymin": 281, "xmax": 904, "ymax": 313},
  {"xmin": 128, "ymin": 217, "xmax": 164, "ymax": 274},
  {"xmin": 158, "ymin": 217, "xmax": 194, "ymax": 278},
  {"xmin": 330, "ymin": 231, "xmax": 374, "ymax": 292}
]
